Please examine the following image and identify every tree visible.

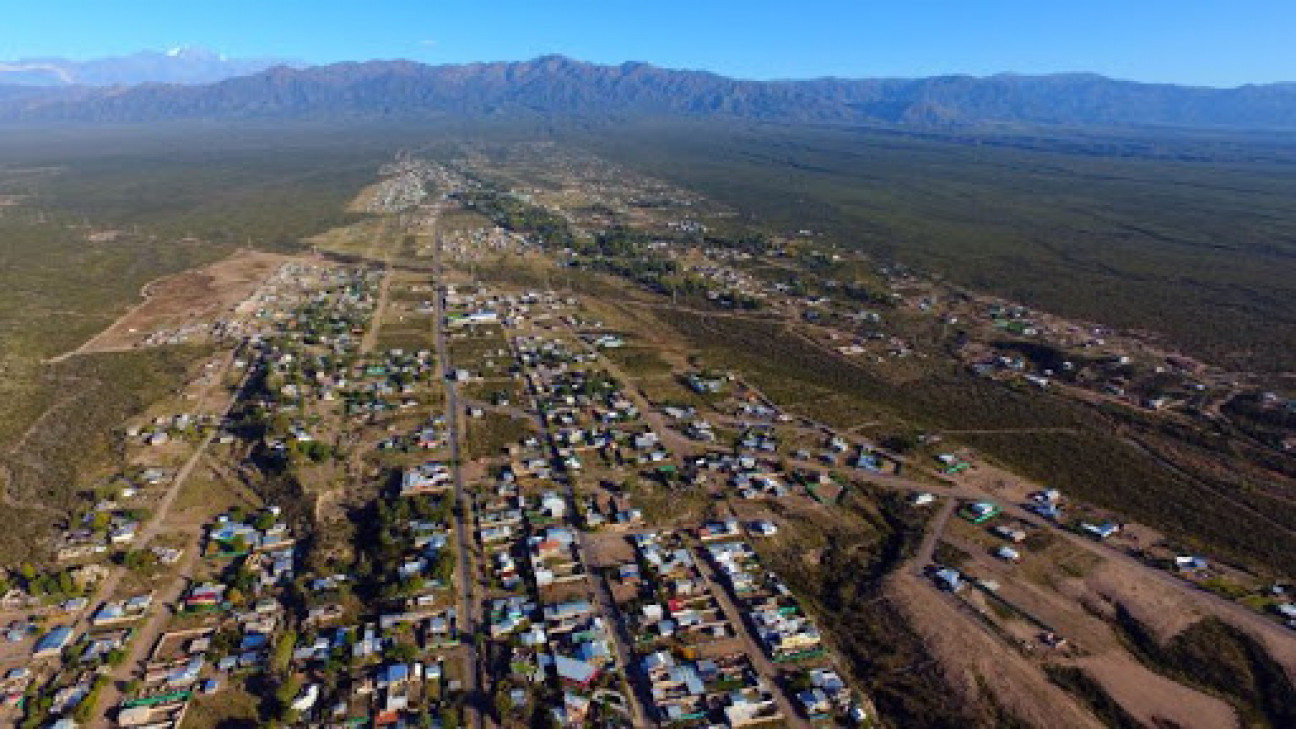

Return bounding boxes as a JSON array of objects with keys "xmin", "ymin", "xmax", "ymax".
[
  {"xmin": 384, "ymin": 640, "xmax": 418, "ymax": 664},
  {"xmin": 271, "ymin": 629, "xmax": 297, "ymax": 675},
  {"xmin": 493, "ymin": 687, "xmax": 513, "ymax": 720},
  {"xmin": 72, "ymin": 676, "xmax": 107, "ymax": 723},
  {"xmin": 274, "ymin": 675, "xmax": 303, "ymax": 719},
  {"xmin": 430, "ymin": 550, "xmax": 455, "ymax": 583},
  {"xmin": 89, "ymin": 511, "xmax": 111, "ymax": 532}
]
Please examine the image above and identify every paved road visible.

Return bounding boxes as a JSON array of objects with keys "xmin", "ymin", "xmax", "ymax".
[{"xmin": 431, "ymin": 220, "xmax": 485, "ymax": 729}]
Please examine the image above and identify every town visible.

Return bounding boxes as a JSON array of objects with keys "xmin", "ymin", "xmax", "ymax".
[{"xmin": 0, "ymin": 148, "xmax": 1292, "ymax": 729}]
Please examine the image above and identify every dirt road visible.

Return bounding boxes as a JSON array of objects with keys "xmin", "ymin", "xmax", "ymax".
[
  {"xmin": 690, "ymin": 544, "xmax": 809, "ymax": 728},
  {"xmin": 81, "ymin": 354, "xmax": 247, "ymax": 725}
]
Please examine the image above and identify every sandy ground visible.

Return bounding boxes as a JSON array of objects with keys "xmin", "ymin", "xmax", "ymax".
[
  {"xmin": 1073, "ymin": 558, "xmax": 1204, "ymax": 642},
  {"xmin": 75, "ymin": 248, "xmax": 295, "ymax": 353},
  {"xmin": 887, "ymin": 570, "xmax": 1105, "ymax": 729},
  {"xmin": 1071, "ymin": 553, "xmax": 1296, "ymax": 684},
  {"xmin": 582, "ymin": 531, "xmax": 635, "ymax": 568},
  {"xmin": 1077, "ymin": 654, "xmax": 1239, "ymax": 729}
]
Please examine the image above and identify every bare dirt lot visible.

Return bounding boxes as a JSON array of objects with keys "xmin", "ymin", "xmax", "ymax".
[
  {"xmin": 70, "ymin": 248, "xmax": 295, "ymax": 354},
  {"xmin": 1076, "ymin": 654, "xmax": 1239, "ymax": 729},
  {"xmin": 887, "ymin": 570, "xmax": 1105, "ymax": 729}
]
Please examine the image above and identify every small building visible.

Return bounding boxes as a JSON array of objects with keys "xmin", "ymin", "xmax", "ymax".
[
  {"xmin": 33, "ymin": 626, "xmax": 73, "ymax": 657},
  {"xmin": 1081, "ymin": 521, "xmax": 1120, "ymax": 540},
  {"xmin": 992, "ymin": 525, "xmax": 1027, "ymax": 543},
  {"xmin": 933, "ymin": 568, "xmax": 964, "ymax": 592},
  {"xmin": 959, "ymin": 501, "xmax": 1000, "ymax": 524},
  {"xmin": 552, "ymin": 655, "xmax": 598, "ymax": 688}
]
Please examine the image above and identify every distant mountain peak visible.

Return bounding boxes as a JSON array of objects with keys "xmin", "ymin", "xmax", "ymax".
[
  {"xmin": 165, "ymin": 45, "xmax": 219, "ymax": 60},
  {"xmin": 0, "ymin": 47, "xmax": 296, "ymax": 87}
]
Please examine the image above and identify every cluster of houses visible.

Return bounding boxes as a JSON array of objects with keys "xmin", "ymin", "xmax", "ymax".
[
  {"xmin": 473, "ymin": 427, "xmax": 628, "ymax": 723},
  {"xmin": 608, "ymin": 529, "xmax": 788, "ymax": 726},
  {"xmin": 3, "ymin": 264, "xmax": 368, "ymax": 725},
  {"xmin": 704, "ymin": 541, "xmax": 823, "ymax": 663},
  {"xmin": 451, "ymin": 286, "xmax": 658, "ymax": 725},
  {"xmin": 678, "ymin": 451, "xmax": 791, "ymax": 501},
  {"xmin": 639, "ymin": 650, "xmax": 784, "ymax": 726},
  {"xmin": 125, "ymin": 412, "xmax": 212, "ymax": 448},
  {"xmin": 440, "ymin": 223, "xmax": 531, "ymax": 262},
  {"xmin": 475, "ymin": 461, "xmax": 627, "ymax": 723},
  {"xmin": 53, "ymin": 471, "xmax": 177, "ymax": 562},
  {"xmin": 628, "ymin": 531, "xmax": 735, "ymax": 646}
]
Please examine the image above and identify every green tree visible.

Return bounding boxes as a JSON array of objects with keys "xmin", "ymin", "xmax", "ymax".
[
  {"xmin": 89, "ymin": 511, "xmax": 112, "ymax": 532},
  {"xmin": 385, "ymin": 640, "xmax": 418, "ymax": 664},
  {"xmin": 493, "ymin": 687, "xmax": 513, "ymax": 719},
  {"xmin": 271, "ymin": 629, "xmax": 297, "ymax": 675},
  {"xmin": 274, "ymin": 675, "xmax": 303, "ymax": 719},
  {"xmin": 431, "ymin": 551, "xmax": 455, "ymax": 583}
]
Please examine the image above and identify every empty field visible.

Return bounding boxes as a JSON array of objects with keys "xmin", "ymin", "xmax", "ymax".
[{"xmin": 70, "ymin": 248, "xmax": 294, "ymax": 353}]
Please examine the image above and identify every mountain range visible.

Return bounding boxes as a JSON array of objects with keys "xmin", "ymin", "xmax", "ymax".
[
  {"xmin": 0, "ymin": 47, "xmax": 293, "ymax": 86},
  {"xmin": 3, "ymin": 54, "xmax": 1296, "ymax": 131}
]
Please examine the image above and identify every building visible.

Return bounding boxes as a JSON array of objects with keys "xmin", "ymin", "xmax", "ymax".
[
  {"xmin": 33, "ymin": 626, "xmax": 73, "ymax": 657},
  {"xmin": 933, "ymin": 568, "xmax": 964, "ymax": 592}
]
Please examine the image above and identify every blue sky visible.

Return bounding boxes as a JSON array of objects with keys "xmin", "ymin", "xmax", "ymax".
[{"xmin": 2, "ymin": 1, "xmax": 1293, "ymax": 86}]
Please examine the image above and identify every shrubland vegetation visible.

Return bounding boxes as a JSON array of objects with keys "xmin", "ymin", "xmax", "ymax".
[
  {"xmin": 0, "ymin": 346, "xmax": 204, "ymax": 561},
  {"xmin": 581, "ymin": 121, "xmax": 1296, "ymax": 372},
  {"xmin": 0, "ymin": 125, "xmax": 411, "ymax": 562},
  {"xmin": 661, "ymin": 308, "xmax": 1296, "ymax": 574}
]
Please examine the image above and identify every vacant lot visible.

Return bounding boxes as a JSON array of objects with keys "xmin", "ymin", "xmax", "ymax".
[{"xmin": 73, "ymin": 248, "xmax": 294, "ymax": 353}]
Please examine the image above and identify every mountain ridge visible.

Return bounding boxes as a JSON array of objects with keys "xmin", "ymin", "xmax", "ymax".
[{"xmin": 3, "ymin": 55, "xmax": 1296, "ymax": 130}]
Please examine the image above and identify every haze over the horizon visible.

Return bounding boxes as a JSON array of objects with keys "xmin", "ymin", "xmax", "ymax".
[{"xmin": 3, "ymin": 0, "xmax": 1294, "ymax": 88}]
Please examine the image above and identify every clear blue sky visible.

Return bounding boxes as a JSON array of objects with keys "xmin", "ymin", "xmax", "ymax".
[{"xmin": 3, "ymin": 0, "xmax": 1293, "ymax": 87}]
